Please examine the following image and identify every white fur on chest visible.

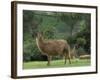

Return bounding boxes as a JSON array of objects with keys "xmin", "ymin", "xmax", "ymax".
[{"xmin": 36, "ymin": 38, "xmax": 44, "ymax": 53}]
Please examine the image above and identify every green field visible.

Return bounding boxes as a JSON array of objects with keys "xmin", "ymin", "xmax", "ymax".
[{"xmin": 23, "ymin": 59, "xmax": 90, "ymax": 69}]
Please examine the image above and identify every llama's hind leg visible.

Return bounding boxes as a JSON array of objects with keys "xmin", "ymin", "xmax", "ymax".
[
  {"xmin": 47, "ymin": 55, "xmax": 52, "ymax": 66},
  {"xmin": 64, "ymin": 54, "xmax": 67, "ymax": 64},
  {"xmin": 68, "ymin": 54, "xmax": 71, "ymax": 64},
  {"xmin": 64, "ymin": 53, "xmax": 71, "ymax": 64}
]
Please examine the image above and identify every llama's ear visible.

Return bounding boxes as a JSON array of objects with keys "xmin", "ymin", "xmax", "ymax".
[
  {"xmin": 37, "ymin": 30, "xmax": 41, "ymax": 33},
  {"xmin": 41, "ymin": 32, "xmax": 43, "ymax": 35},
  {"xmin": 37, "ymin": 31, "xmax": 44, "ymax": 36},
  {"xmin": 38, "ymin": 31, "xmax": 43, "ymax": 35}
]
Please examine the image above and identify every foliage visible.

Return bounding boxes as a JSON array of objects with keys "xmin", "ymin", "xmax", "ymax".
[{"xmin": 76, "ymin": 38, "xmax": 86, "ymax": 46}]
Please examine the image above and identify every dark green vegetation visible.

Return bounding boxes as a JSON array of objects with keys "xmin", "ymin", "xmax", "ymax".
[
  {"xmin": 23, "ymin": 10, "xmax": 91, "ymax": 63},
  {"xmin": 23, "ymin": 59, "xmax": 90, "ymax": 69}
]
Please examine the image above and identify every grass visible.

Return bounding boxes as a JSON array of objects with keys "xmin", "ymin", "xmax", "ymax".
[{"xmin": 23, "ymin": 59, "xmax": 90, "ymax": 69}]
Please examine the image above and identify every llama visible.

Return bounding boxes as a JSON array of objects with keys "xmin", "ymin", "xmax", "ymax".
[{"xmin": 36, "ymin": 32, "xmax": 71, "ymax": 66}]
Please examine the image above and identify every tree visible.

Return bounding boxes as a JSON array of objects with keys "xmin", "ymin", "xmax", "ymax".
[
  {"xmin": 60, "ymin": 13, "xmax": 82, "ymax": 36},
  {"xmin": 76, "ymin": 14, "xmax": 91, "ymax": 53}
]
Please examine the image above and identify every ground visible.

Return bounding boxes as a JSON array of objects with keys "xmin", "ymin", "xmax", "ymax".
[{"xmin": 23, "ymin": 59, "xmax": 90, "ymax": 69}]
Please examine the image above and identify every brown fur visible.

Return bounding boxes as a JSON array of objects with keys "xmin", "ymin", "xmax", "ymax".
[{"xmin": 36, "ymin": 33, "xmax": 71, "ymax": 66}]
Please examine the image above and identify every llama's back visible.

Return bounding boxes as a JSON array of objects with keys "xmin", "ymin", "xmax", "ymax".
[{"xmin": 41, "ymin": 39, "xmax": 69, "ymax": 56}]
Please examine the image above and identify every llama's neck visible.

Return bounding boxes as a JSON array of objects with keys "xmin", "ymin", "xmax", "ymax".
[{"xmin": 36, "ymin": 37, "xmax": 45, "ymax": 52}]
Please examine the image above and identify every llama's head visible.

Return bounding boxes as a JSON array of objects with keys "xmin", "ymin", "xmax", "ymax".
[{"xmin": 36, "ymin": 32, "xmax": 44, "ymax": 40}]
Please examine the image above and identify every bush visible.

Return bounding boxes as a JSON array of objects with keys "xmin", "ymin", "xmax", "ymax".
[{"xmin": 76, "ymin": 38, "xmax": 86, "ymax": 46}]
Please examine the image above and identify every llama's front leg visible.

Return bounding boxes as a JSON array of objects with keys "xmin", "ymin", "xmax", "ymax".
[{"xmin": 47, "ymin": 55, "xmax": 52, "ymax": 66}]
